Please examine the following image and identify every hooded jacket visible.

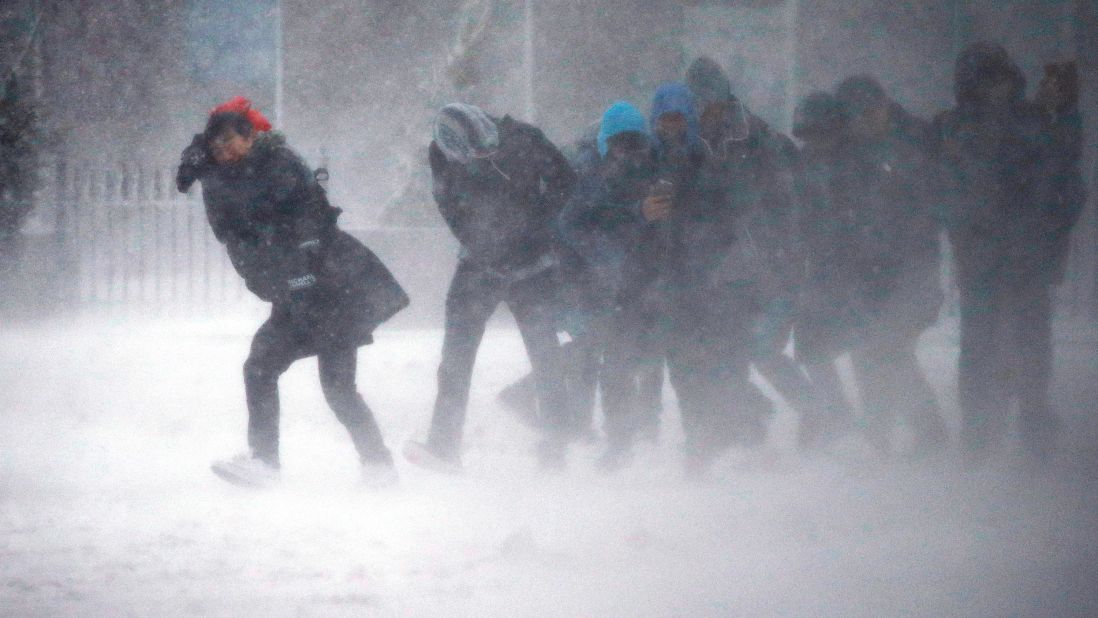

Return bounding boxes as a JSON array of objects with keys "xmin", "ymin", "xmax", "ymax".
[
  {"xmin": 557, "ymin": 102, "xmax": 655, "ymax": 316},
  {"xmin": 934, "ymin": 42, "xmax": 1062, "ymax": 284},
  {"xmin": 184, "ymin": 131, "xmax": 408, "ymax": 350},
  {"xmin": 557, "ymin": 164, "xmax": 652, "ymax": 318},
  {"xmin": 196, "ymin": 132, "xmax": 333, "ymax": 299},
  {"xmin": 833, "ymin": 117, "xmax": 942, "ymax": 332},
  {"xmin": 650, "ymin": 83, "xmax": 702, "ymax": 156},
  {"xmin": 604, "ymin": 83, "xmax": 701, "ymax": 325},
  {"xmin": 1037, "ymin": 64, "xmax": 1087, "ymax": 283},
  {"xmin": 429, "ymin": 115, "xmax": 576, "ymax": 274}
]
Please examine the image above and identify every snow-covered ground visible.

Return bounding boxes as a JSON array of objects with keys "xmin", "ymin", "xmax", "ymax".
[{"xmin": 2, "ymin": 315, "xmax": 1097, "ymax": 616}]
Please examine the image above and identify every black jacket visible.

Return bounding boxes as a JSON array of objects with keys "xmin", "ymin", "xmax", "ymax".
[
  {"xmin": 934, "ymin": 42, "xmax": 1079, "ymax": 287},
  {"xmin": 557, "ymin": 157, "xmax": 653, "ymax": 316},
  {"xmin": 835, "ymin": 133, "xmax": 938, "ymax": 289},
  {"xmin": 832, "ymin": 129, "xmax": 943, "ymax": 332},
  {"xmin": 1038, "ymin": 108, "xmax": 1087, "ymax": 283},
  {"xmin": 179, "ymin": 132, "xmax": 408, "ymax": 350},
  {"xmin": 690, "ymin": 115, "xmax": 803, "ymax": 305},
  {"xmin": 796, "ymin": 122, "xmax": 943, "ymax": 358},
  {"xmin": 429, "ymin": 115, "xmax": 576, "ymax": 274}
]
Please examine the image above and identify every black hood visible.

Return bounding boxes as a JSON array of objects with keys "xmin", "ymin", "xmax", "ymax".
[{"xmin": 953, "ymin": 41, "xmax": 1026, "ymax": 110}]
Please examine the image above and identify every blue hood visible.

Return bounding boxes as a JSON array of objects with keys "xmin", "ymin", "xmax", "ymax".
[
  {"xmin": 649, "ymin": 82, "xmax": 700, "ymax": 152},
  {"xmin": 597, "ymin": 101, "xmax": 648, "ymax": 158}
]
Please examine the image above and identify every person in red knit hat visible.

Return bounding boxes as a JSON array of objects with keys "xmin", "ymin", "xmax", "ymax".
[
  {"xmin": 209, "ymin": 95, "xmax": 273, "ymax": 133},
  {"xmin": 177, "ymin": 97, "xmax": 409, "ymax": 489}
]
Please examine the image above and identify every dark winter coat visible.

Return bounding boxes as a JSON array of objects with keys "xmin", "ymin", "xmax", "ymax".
[
  {"xmin": 429, "ymin": 115, "xmax": 576, "ymax": 275},
  {"xmin": 934, "ymin": 43, "xmax": 1074, "ymax": 288},
  {"xmin": 831, "ymin": 129, "xmax": 942, "ymax": 335},
  {"xmin": 1038, "ymin": 108, "xmax": 1087, "ymax": 284},
  {"xmin": 650, "ymin": 86, "xmax": 800, "ymax": 315},
  {"xmin": 697, "ymin": 113, "xmax": 803, "ymax": 305},
  {"xmin": 183, "ymin": 132, "xmax": 408, "ymax": 351},
  {"xmin": 644, "ymin": 109, "xmax": 707, "ymax": 312},
  {"xmin": 796, "ymin": 112, "xmax": 942, "ymax": 361},
  {"xmin": 635, "ymin": 83, "xmax": 711, "ymax": 315},
  {"xmin": 556, "ymin": 159, "xmax": 654, "ymax": 321}
]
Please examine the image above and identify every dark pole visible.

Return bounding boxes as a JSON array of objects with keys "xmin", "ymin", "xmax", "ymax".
[{"xmin": 53, "ymin": 158, "xmax": 77, "ymax": 308}]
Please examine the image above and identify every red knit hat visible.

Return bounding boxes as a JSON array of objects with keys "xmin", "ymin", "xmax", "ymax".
[{"xmin": 209, "ymin": 96, "xmax": 272, "ymax": 132}]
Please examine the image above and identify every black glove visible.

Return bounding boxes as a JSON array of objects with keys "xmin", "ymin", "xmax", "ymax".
[{"xmin": 176, "ymin": 134, "xmax": 211, "ymax": 193}]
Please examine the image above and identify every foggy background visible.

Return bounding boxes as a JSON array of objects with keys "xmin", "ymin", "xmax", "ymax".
[{"xmin": 2, "ymin": 1, "xmax": 1098, "ymax": 616}]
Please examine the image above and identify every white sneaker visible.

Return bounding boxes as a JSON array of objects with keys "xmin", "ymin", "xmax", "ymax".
[
  {"xmin": 211, "ymin": 452, "xmax": 280, "ymax": 489},
  {"xmin": 362, "ymin": 461, "xmax": 399, "ymax": 489},
  {"xmin": 403, "ymin": 440, "xmax": 462, "ymax": 475}
]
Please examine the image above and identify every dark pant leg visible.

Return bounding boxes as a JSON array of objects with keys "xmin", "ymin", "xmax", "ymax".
[
  {"xmin": 635, "ymin": 356, "xmax": 665, "ymax": 433},
  {"xmin": 599, "ymin": 308, "xmax": 646, "ymax": 448},
  {"xmin": 565, "ymin": 336, "xmax": 600, "ymax": 432},
  {"xmin": 499, "ymin": 338, "xmax": 599, "ymax": 433},
  {"xmin": 668, "ymin": 340, "xmax": 772, "ymax": 459},
  {"xmin": 317, "ymin": 346, "xmax": 392, "ymax": 465},
  {"xmin": 665, "ymin": 338, "xmax": 710, "ymax": 455},
  {"xmin": 958, "ymin": 278, "xmax": 1011, "ymax": 456},
  {"xmin": 758, "ymin": 348, "xmax": 853, "ymax": 448},
  {"xmin": 243, "ymin": 310, "xmax": 303, "ymax": 468},
  {"xmin": 799, "ymin": 358, "xmax": 855, "ymax": 450},
  {"xmin": 851, "ymin": 334, "xmax": 946, "ymax": 456},
  {"xmin": 612, "ymin": 304, "xmax": 669, "ymax": 443},
  {"xmin": 1009, "ymin": 278, "xmax": 1057, "ymax": 459},
  {"xmin": 756, "ymin": 352, "xmax": 815, "ymax": 416},
  {"xmin": 668, "ymin": 297, "xmax": 772, "ymax": 459},
  {"xmin": 638, "ymin": 303, "xmax": 671, "ymax": 426},
  {"xmin": 428, "ymin": 262, "xmax": 502, "ymax": 460},
  {"xmin": 753, "ymin": 310, "xmax": 816, "ymax": 415},
  {"xmin": 803, "ymin": 359, "xmax": 852, "ymax": 420},
  {"xmin": 507, "ymin": 272, "xmax": 571, "ymax": 440},
  {"xmin": 849, "ymin": 344, "xmax": 896, "ymax": 454},
  {"xmin": 891, "ymin": 340, "xmax": 949, "ymax": 454}
]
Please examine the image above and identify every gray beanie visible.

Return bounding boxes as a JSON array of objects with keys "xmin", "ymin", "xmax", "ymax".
[{"xmin": 433, "ymin": 103, "xmax": 499, "ymax": 164}]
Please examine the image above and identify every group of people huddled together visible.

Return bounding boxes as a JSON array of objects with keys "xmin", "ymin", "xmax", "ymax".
[{"xmin": 177, "ymin": 41, "xmax": 1084, "ymax": 488}]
